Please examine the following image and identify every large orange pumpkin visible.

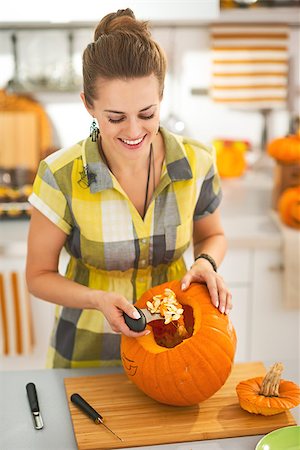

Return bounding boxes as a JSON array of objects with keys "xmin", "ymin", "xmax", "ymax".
[
  {"xmin": 278, "ymin": 186, "xmax": 300, "ymax": 229},
  {"xmin": 121, "ymin": 280, "xmax": 237, "ymax": 406}
]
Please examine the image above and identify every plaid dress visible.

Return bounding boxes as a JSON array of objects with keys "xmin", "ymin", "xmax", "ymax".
[{"xmin": 29, "ymin": 127, "xmax": 222, "ymax": 368}]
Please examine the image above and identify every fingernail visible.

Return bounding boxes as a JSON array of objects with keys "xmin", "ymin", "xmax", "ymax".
[
  {"xmin": 144, "ymin": 330, "xmax": 151, "ymax": 335},
  {"xmin": 181, "ymin": 283, "xmax": 186, "ymax": 290},
  {"xmin": 133, "ymin": 309, "xmax": 141, "ymax": 319},
  {"xmin": 220, "ymin": 306, "xmax": 225, "ymax": 314},
  {"xmin": 215, "ymin": 300, "xmax": 219, "ymax": 308}
]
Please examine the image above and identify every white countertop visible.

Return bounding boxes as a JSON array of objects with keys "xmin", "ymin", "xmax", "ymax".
[{"xmin": 0, "ymin": 361, "xmax": 298, "ymax": 450}]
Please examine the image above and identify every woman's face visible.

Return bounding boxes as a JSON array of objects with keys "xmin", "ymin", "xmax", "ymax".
[{"xmin": 83, "ymin": 74, "xmax": 161, "ymax": 161}]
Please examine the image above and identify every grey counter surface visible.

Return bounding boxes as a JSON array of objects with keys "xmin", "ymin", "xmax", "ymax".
[{"xmin": 0, "ymin": 362, "xmax": 299, "ymax": 450}]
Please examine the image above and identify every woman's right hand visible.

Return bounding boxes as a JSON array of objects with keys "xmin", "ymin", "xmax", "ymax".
[
  {"xmin": 26, "ymin": 209, "xmax": 149, "ymax": 338},
  {"xmin": 96, "ymin": 291, "xmax": 150, "ymax": 338}
]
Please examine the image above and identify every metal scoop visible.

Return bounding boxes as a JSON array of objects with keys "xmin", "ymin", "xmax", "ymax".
[{"xmin": 123, "ymin": 307, "xmax": 163, "ymax": 332}]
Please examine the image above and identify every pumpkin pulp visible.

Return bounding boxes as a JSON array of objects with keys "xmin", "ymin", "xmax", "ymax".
[{"xmin": 148, "ymin": 304, "xmax": 194, "ymax": 348}]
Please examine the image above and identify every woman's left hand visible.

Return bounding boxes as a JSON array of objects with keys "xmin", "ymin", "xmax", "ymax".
[{"xmin": 180, "ymin": 258, "xmax": 232, "ymax": 315}]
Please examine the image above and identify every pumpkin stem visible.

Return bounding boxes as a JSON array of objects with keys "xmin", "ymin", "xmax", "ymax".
[{"xmin": 259, "ymin": 362, "xmax": 284, "ymax": 397}]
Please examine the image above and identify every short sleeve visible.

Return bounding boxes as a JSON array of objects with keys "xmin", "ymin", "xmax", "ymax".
[
  {"xmin": 28, "ymin": 160, "xmax": 73, "ymax": 235},
  {"xmin": 193, "ymin": 146, "xmax": 222, "ymax": 221}
]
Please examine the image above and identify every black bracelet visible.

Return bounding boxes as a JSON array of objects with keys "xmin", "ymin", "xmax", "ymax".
[{"xmin": 194, "ymin": 253, "xmax": 217, "ymax": 272}]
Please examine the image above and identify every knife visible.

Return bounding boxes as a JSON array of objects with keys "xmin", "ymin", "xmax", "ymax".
[
  {"xmin": 26, "ymin": 382, "xmax": 44, "ymax": 430},
  {"xmin": 123, "ymin": 307, "xmax": 163, "ymax": 332}
]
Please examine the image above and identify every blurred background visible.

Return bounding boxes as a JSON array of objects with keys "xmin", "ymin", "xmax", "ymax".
[{"xmin": 0, "ymin": 0, "xmax": 299, "ymax": 371}]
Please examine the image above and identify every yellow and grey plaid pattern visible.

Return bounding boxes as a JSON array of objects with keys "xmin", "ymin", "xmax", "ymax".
[{"xmin": 29, "ymin": 127, "xmax": 222, "ymax": 368}]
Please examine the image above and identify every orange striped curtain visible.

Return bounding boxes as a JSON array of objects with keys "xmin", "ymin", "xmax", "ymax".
[
  {"xmin": 210, "ymin": 25, "xmax": 289, "ymax": 108},
  {"xmin": 0, "ymin": 271, "xmax": 34, "ymax": 355}
]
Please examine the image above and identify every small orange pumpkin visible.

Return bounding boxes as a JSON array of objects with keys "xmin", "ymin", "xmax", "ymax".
[
  {"xmin": 267, "ymin": 132, "xmax": 300, "ymax": 164},
  {"xmin": 236, "ymin": 362, "xmax": 300, "ymax": 416},
  {"xmin": 278, "ymin": 186, "xmax": 300, "ymax": 229},
  {"xmin": 214, "ymin": 139, "xmax": 247, "ymax": 178},
  {"xmin": 121, "ymin": 280, "xmax": 237, "ymax": 406}
]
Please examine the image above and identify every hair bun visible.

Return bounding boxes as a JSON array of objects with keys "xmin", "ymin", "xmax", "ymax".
[{"xmin": 94, "ymin": 8, "xmax": 149, "ymax": 41}]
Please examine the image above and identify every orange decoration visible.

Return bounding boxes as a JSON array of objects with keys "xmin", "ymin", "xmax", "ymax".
[
  {"xmin": 121, "ymin": 280, "xmax": 237, "ymax": 406},
  {"xmin": 267, "ymin": 132, "xmax": 300, "ymax": 164},
  {"xmin": 236, "ymin": 362, "xmax": 300, "ymax": 416},
  {"xmin": 214, "ymin": 139, "xmax": 248, "ymax": 178},
  {"xmin": 278, "ymin": 186, "xmax": 300, "ymax": 229}
]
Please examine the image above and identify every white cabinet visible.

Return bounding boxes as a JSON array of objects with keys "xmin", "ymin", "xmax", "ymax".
[
  {"xmin": 219, "ymin": 246, "xmax": 300, "ymax": 365},
  {"xmin": 0, "ymin": 241, "xmax": 54, "ymax": 370},
  {"xmin": 229, "ymin": 286, "xmax": 250, "ymax": 363},
  {"xmin": 250, "ymin": 249, "xmax": 300, "ymax": 363},
  {"xmin": 219, "ymin": 249, "xmax": 252, "ymax": 363}
]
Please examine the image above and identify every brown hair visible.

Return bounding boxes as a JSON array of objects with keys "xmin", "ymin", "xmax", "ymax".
[{"xmin": 82, "ymin": 8, "xmax": 167, "ymax": 106}]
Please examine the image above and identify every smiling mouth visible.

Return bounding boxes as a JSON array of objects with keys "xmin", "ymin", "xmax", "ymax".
[{"xmin": 120, "ymin": 135, "xmax": 146, "ymax": 146}]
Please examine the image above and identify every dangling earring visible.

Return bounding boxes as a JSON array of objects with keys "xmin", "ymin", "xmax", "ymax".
[
  {"xmin": 90, "ymin": 119, "xmax": 100, "ymax": 142},
  {"xmin": 156, "ymin": 123, "xmax": 160, "ymax": 135}
]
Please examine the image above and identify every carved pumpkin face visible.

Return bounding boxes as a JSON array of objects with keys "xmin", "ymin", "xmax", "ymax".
[
  {"xmin": 278, "ymin": 186, "xmax": 300, "ymax": 229},
  {"xmin": 121, "ymin": 280, "xmax": 237, "ymax": 406}
]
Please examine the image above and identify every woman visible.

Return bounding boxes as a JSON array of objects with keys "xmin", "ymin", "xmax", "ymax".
[{"xmin": 26, "ymin": 8, "xmax": 232, "ymax": 369}]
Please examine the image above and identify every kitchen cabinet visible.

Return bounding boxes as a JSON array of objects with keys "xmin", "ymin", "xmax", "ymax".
[
  {"xmin": 0, "ymin": 0, "xmax": 219, "ymax": 24},
  {"xmin": 0, "ymin": 240, "xmax": 55, "ymax": 369},
  {"xmin": 250, "ymin": 248, "xmax": 299, "ymax": 362},
  {"xmin": 219, "ymin": 249, "xmax": 252, "ymax": 362},
  {"xmin": 219, "ymin": 242, "xmax": 300, "ymax": 365},
  {"xmin": 229, "ymin": 286, "xmax": 250, "ymax": 361}
]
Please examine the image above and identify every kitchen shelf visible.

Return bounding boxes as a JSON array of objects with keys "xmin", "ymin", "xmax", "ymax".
[
  {"xmin": 5, "ymin": 84, "xmax": 82, "ymax": 94},
  {"xmin": 0, "ymin": 6, "xmax": 299, "ymax": 29},
  {"xmin": 216, "ymin": 6, "xmax": 300, "ymax": 26},
  {"xmin": 0, "ymin": 22, "xmax": 96, "ymax": 31}
]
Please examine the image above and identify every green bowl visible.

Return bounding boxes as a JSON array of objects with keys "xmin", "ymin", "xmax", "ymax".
[{"xmin": 256, "ymin": 426, "xmax": 300, "ymax": 450}]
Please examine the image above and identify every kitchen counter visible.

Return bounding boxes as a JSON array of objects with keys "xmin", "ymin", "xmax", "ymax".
[{"xmin": 0, "ymin": 361, "xmax": 299, "ymax": 450}]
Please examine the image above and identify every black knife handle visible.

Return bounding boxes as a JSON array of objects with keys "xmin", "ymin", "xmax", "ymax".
[
  {"xmin": 123, "ymin": 307, "xmax": 147, "ymax": 332},
  {"xmin": 71, "ymin": 393, "xmax": 102, "ymax": 422},
  {"xmin": 26, "ymin": 382, "xmax": 39, "ymax": 413}
]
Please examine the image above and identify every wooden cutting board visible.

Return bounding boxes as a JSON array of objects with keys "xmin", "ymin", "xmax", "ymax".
[{"xmin": 64, "ymin": 362, "xmax": 297, "ymax": 450}]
